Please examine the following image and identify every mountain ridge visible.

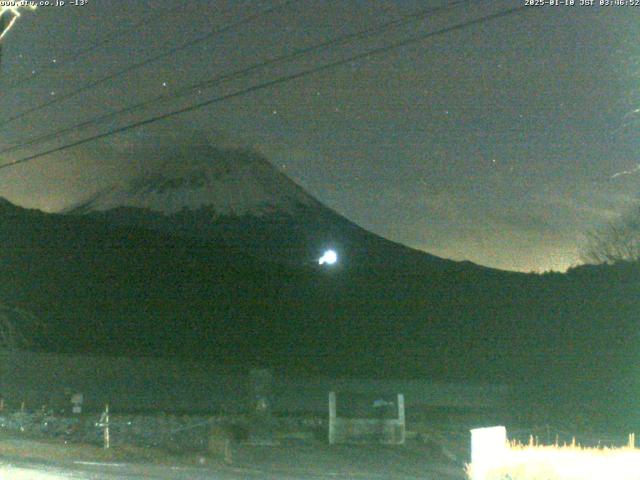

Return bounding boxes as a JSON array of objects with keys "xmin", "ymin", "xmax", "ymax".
[
  {"xmin": 64, "ymin": 147, "xmax": 319, "ymax": 217},
  {"xmin": 61, "ymin": 146, "xmax": 486, "ymax": 273}
]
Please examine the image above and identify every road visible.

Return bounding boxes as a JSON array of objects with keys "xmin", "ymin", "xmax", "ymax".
[
  {"xmin": 0, "ymin": 457, "xmax": 466, "ymax": 479},
  {"xmin": 0, "ymin": 438, "xmax": 467, "ymax": 479},
  {"xmin": 0, "ymin": 460, "xmax": 305, "ymax": 479}
]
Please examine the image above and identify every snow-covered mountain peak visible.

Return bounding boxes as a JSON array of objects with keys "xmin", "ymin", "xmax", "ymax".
[{"xmin": 69, "ymin": 147, "xmax": 318, "ymax": 217}]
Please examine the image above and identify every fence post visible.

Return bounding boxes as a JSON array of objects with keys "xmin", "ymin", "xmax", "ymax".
[
  {"xmin": 103, "ymin": 404, "xmax": 110, "ymax": 449},
  {"xmin": 224, "ymin": 438, "xmax": 233, "ymax": 465},
  {"xmin": 328, "ymin": 391, "xmax": 336, "ymax": 445},
  {"xmin": 397, "ymin": 393, "xmax": 405, "ymax": 445}
]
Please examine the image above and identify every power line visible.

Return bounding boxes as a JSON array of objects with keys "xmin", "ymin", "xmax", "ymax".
[
  {"xmin": 0, "ymin": 0, "xmax": 299, "ymax": 128},
  {"xmin": 0, "ymin": 4, "xmax": 531, "ymax": 173},
  {"xmin": 0, "ymin": 2, "xmax": 187, "ymax": 90},
  {"xmin": 0, "ymin": 0, "xmax": 475, "ymax": 156}
]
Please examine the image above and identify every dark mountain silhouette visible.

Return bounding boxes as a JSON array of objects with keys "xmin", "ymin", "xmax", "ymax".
[
  {"xmin": 0, "ymin": 147, "xmax": 638, "ymax": 425},
  {"xmin": 64, "ymin": 146, "xmax": 471, "ymax": 272}
]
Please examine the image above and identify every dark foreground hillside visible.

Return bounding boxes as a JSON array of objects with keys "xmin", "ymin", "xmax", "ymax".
[{"xmin": 1, "ymin": 198, "xmax": 639, "ymax": 428}]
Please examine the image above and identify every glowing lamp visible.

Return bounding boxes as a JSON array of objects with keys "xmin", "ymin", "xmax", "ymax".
[{"xmin": 318, "ymin": 249, "xmax": 338, "ymax": 265}]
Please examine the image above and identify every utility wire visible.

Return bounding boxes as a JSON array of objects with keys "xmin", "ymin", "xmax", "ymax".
[
  {"xmin": 0, "ymin": 2, "xmax": 187, "ymax": 90},
  {"xmin": 0, "ymin": 0, "xmax": 474, "ymax": 156},
  {"xmin": 0, "ymin": 4, "xmax": 530, "ymax": 172},
  {"xmin": 0, "ymin": 0, "xmax": 299, "ymax": 128}
]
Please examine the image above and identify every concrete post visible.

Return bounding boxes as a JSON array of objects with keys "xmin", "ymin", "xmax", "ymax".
[
  {"xmin": 397, "ymin": 393, "xmax": 405, "ymax": 444},
  {"xmin": 328, "ymin": 391, "xmax": 336, "ymax": 445}
]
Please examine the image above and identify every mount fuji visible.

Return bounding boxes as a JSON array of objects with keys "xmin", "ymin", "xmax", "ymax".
[
  {"xmin": 3, "ymin": 144, "xmax": 635, "ymax": 392},
  {"xmin": 69, "ymin": 147, "xmax": 319, "ymax": 217},
  {"xmin": 65, "ymin": 145, "xmax": 466, "ymax": 272}
]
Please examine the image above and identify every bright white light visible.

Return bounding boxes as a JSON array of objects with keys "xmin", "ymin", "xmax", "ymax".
[
  {"xmin": 318, "ymin": 249, "xmax": 338, "ymax": 265},
  {"xmin": 0, "ymin": 5, "xmax": 37, "ymax": 42},
  {"xmin": 467, "ymin": 426, "xmax": 640, "ymax": 480},
  {"xmin": 470, "ymin": 426, "xmax": 507, "ymax": 480}
]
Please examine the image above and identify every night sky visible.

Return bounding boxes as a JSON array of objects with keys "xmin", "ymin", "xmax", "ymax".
[{"xmin": 0, "ymin": 0, "xmax": 639, "ymax": 272}]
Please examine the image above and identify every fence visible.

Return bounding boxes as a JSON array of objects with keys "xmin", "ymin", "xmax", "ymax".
[
  {"xmin": 328, "ymin": 391, "xmax": 405, "ymax": 445},
  {"xmin": 0, "ymin": 350, "xmax": 509, "ymax": 415}
]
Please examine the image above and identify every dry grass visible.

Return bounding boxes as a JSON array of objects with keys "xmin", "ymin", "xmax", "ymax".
[{"xmin": 467, "ymin": 440, "xmax": 640, "ymax": 480}]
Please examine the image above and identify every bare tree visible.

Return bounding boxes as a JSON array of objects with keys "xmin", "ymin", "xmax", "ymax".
[{"xmin": 581, "ymin": 207, "xmax": 640, "ymax": 265}]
